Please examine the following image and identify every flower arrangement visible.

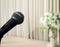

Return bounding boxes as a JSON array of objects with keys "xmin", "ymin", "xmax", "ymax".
[{"xmin": 40, "ymin": 12, "xmax": 60, "ymax": 32}]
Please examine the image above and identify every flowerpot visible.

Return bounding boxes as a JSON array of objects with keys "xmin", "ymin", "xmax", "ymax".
[{"xmin": 47, "ymin": 30, "xmax": 57, "ymax": 47}]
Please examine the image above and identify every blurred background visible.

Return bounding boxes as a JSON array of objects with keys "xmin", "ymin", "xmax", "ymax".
[{"xmin": 0, "ymin": 0, "xmax": 60, "ymax": 43}]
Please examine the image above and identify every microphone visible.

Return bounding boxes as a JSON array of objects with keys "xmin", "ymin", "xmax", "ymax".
[{"xmin": 0, "ymin": 12, "xmax": 24, "ymax": 41}]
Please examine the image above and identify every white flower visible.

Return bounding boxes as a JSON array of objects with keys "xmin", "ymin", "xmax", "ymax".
[
  {"xmin": 44, "ymin": 13, "xmax": 52, "ymax": 17},
  {"xmin": 40, "ymin": 12, "xmax": 59, "ymax": 32},
  {"xmin": 40, "ymin": 17, "xmax": 47, "ymax": 27}
]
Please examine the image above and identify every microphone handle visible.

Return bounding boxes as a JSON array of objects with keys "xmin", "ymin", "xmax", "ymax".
[{"xmin": 0, "ymin": 18, "xmax": 17, "ymax": 41}]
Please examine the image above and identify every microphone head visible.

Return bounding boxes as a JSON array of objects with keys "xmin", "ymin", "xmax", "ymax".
[{"xmin": 12, "ymin": 12, "xmax": 24, "ymax": 24}]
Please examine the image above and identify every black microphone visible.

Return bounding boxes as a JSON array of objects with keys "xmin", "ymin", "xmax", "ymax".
[{"xmin": 0, "ymin": 12, "xmax": 24, "ymax": 41}]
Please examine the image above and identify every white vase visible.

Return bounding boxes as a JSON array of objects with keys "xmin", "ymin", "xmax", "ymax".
[{"xmin": 47, "ymin": 30, "xmax": 57, "ymax": 47}]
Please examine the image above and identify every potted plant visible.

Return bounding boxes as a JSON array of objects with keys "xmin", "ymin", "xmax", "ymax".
[{"xmin": 40, "ymin": 12, "xmax": 60, "ymax": 47}]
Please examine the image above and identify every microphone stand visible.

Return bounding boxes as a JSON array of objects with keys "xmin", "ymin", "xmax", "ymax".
[
  {"xmin": 0, "ymin": 38, "xmax": 1, "ymax": 43},
  {"xmin": 0, "ymin": 31, "xmax": 3, "ymax": 43},
  {"xmin": 0, "ymin": 37, "xmax": 2, "ymax": 43}
]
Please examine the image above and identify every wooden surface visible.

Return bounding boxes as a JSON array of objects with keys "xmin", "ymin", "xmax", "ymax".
[{"xmin": 1, "ymin": 36, "xmax": 48, "ymax": 47}]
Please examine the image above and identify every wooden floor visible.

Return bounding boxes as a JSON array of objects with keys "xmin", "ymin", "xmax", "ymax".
[{"xmin": 1, "ymin": 36, "xmax": 48, "ymax": 47}]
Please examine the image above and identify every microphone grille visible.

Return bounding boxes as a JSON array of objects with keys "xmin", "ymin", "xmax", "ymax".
[{"xmin": 12, "ymin": 12, "xmax": 24, "ymax": 24}]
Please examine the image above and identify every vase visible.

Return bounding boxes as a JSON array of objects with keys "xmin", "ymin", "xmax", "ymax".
[{"xmin": 47, "ymin": 30, "xmax": 57, "ymax": 47}]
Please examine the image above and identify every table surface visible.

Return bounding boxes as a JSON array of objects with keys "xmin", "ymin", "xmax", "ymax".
[{"xmin": 1, "ymin": 36, "xmax": 48, "ymax": 47}]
